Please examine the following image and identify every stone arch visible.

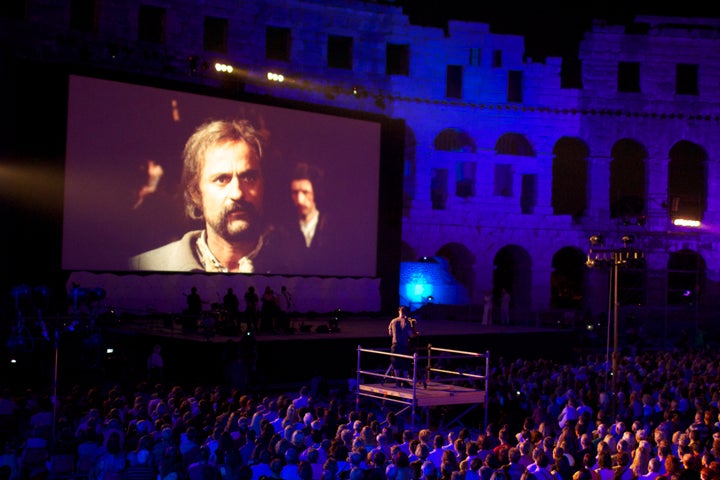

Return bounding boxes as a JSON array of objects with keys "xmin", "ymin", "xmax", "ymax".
[
  {"xmin": 494, "ymin": 133, "xmax": 535, "ymax": 156},
  {"xmin": 550, "ymin": 246, "xmax": 586, "ymax": 310},
  {"xmin": 668, "ymin": 140, "xmax": 708, "ymax": 221},
  {"xmin": 667, "ymin": 249, "xmax": 706, "ymax": 305},
  {"xmin": 492, "ymin": 245, "xmax": 532, "ymax": 314},
  {"xmin": 433, "ymin": 127, "xmax": 476, "ymax": 153}
]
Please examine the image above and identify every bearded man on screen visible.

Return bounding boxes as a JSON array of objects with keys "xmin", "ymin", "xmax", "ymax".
[{"xmin": 129, "ymin": 119, "xmax": 284, "ymax": 273}]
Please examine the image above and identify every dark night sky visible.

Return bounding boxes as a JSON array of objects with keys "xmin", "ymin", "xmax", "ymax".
[{"xmin": 396, "ymin": 2, "xmax": 720, "ymax": 61}]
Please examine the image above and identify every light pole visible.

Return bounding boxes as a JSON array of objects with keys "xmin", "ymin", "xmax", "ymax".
[{"xmin": 586, "ymin": 234, "xmax": 645, "ymax": 419}]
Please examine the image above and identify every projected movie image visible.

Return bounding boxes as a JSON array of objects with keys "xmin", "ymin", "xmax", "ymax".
[{"xmin": 63, "ymin": 75, "xmax": 381, "ymax": 277}]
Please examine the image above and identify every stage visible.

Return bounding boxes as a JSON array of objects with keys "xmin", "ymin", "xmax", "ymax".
[{"xmin": 2, "ymin": 309, "xmax": 581, "ymax": 394}]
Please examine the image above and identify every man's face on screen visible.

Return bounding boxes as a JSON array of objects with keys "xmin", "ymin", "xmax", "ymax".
[
  {"xmin": 290, "ymin": 178, "xmax": 317, "ymax": 220},
  {"xmin": 197, "ymin": 140, "xmax": 264, "ymax": 242}
]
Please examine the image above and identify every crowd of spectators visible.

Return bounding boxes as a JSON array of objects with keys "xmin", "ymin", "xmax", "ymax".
[{"xmin": 2, "ymin": 344, "xmax": 720, "ymax": 480}]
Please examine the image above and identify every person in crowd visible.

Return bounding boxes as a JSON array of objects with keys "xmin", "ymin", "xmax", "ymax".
[
  {"xmin": 124, "ymin": 447, "xmax": 157, "ymax": 480},
  {"xmin": 129, "ymin": 119, "xmax": 285, "ymax": 273},
  {"xmin": 147, "ymin": 344, "xmax": 164, "ymax": 383},
  {"xmin": 506, "ymin": 448, "xmax": 527, "ymax": 480},
  {"xmin": 641, "ymin": 458, "xmax": 663, "ymax": 480}
]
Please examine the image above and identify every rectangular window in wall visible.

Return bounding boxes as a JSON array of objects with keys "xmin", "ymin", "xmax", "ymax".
[
  {"xmin": 431, "ymin": 168, "xmax": 448, "ymax": 210},
  {"xmin": 521, "ymin": 174, "xmax": 537, "ymax": 214},
  {"xmin": 492, "ymin": 50, "xmax": 502, "ymax": 68},
  {"xmin": 494, "ymin": 164, "xmax": 513, "ymax": 197},
  {"xmin": 266, "ymin": 26, "xmax": 291, "ymax": 62},
  {"xmin": 618, "ymin": 61, "xmax": 640, "ymax": 93},
  {"xmin": 386, "ymin": 43, "xmax": 410, "ymax": 76},
  {"xmin": 138, "ymin": 5, "xmax": 166, "ymax": 44},
  {"xmin": 676, "ymin": 63, "xmax": 699, "ymax": 95},
  {"xmin": 456, "ymin": 162, "xmax": 476, "ymax": 198},
  {"xmin": 70, "ymin": 0, "xmax": 95, "ymax": 32},
  {"xmin": 469, "ymin": 47, "xmax": 482, "ymax": 66},
  {"xmin": 507, "ymin": 70, "xmax": 523, "ymax": 103},
  {"xmin": 446, "ymin": 65, "xmax": 463, "ymax": 99},
  {"xmin": 328, "ymin": 35, "xmax": 353, "ymax": 69},
  {"xmin": 204, "ymin": 16, "xmax": 228, "ymax": 53}
]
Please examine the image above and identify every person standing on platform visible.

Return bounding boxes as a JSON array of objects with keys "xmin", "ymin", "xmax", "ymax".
[
  {"xmin": 276, "ymin": 285, "xmax": 294, "ymax": 333},
  {"xmin": 388, "ymin": 306, "xmax": 418, "ymax": 387},
  {"xmin": 500, "ymin": 288, "xmax": 511, "ymax": 325},
  {"xmin": 482, "ymin": 291, "xmax": 493, "ymax": 325},
  {"xmin": 184, "ymin": 286, "xmax": 203, "ymax": 332},
  {"xmin": 260, "ymin": 286, "xmax": 278, "ymax": 333},
  {"xmin": 223, "ymin": 287, "xmax": 240, "ymax": 335},
  {"xmin": 243, "ymin": 286, "xmax": 259, "ymax": 334}
]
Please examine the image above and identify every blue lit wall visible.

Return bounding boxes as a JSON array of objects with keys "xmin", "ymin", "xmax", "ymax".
[{"xmin": 399, "ymin": 257, "xmax": 469, "ymax": 307}]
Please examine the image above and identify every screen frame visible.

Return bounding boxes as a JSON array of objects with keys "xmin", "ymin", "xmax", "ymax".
[{"xmin": 60, "ymin": 69, "xmax": 404, "ymax": 310}]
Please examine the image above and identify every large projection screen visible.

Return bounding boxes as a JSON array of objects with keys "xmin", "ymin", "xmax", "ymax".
[{"xmin": 63, "ymin": 75, "xmax": 381, "ymax": 277}]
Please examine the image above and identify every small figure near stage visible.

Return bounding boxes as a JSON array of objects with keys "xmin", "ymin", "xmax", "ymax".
[
  {"xmin": 482, "ymin": 290, "xmax": 493, "ymax": 325},
  {"xmin": 388, "ymin": 306, "xmax": 418, "ymax": 387},
  {"xmin": 182, "ymin": 286, "xmax": 203, "ymax": 332},
  {"xmin": 187, "ymin": 287, "xmax": 202, "ymax": 317},
  {"xmin": 223, "ymin": 288, "xmax": 240, "ymax": 334},
  {"xmin": 243, "ymin": 286, "xmax": 259, "ymax": 334},
  {"xmin": 276, "ymin": 285, "xmax": 294, "ymax": 333}
]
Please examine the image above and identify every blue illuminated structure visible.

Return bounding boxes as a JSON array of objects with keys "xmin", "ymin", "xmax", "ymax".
[{"xmin": 399, "ymin": 257, "xmax": 469, "ymax": 309}]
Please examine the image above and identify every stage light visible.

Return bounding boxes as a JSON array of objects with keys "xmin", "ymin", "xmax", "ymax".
[
  {"xmin": 418, "ymin": 256, "xmax": 438, "ymax": 263},
  {"xmin": 589, "ymin": 235, "xmax": 604, "ymax": 246},
  {"xmin": 673, "ymin": 218, "xmax": 701, "ymax": 227},
  {"xmin": 214, "ymin": 62, "xmax": 234, "ymax": 73},
  {"xmin": 267, "ymin": 71, "xmax": 285, "ymax": 82}
]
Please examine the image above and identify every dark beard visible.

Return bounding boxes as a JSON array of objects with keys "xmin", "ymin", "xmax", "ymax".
[{"xmin": 210, "ymin": 202, "xmax": 264, "ymax": 243}]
